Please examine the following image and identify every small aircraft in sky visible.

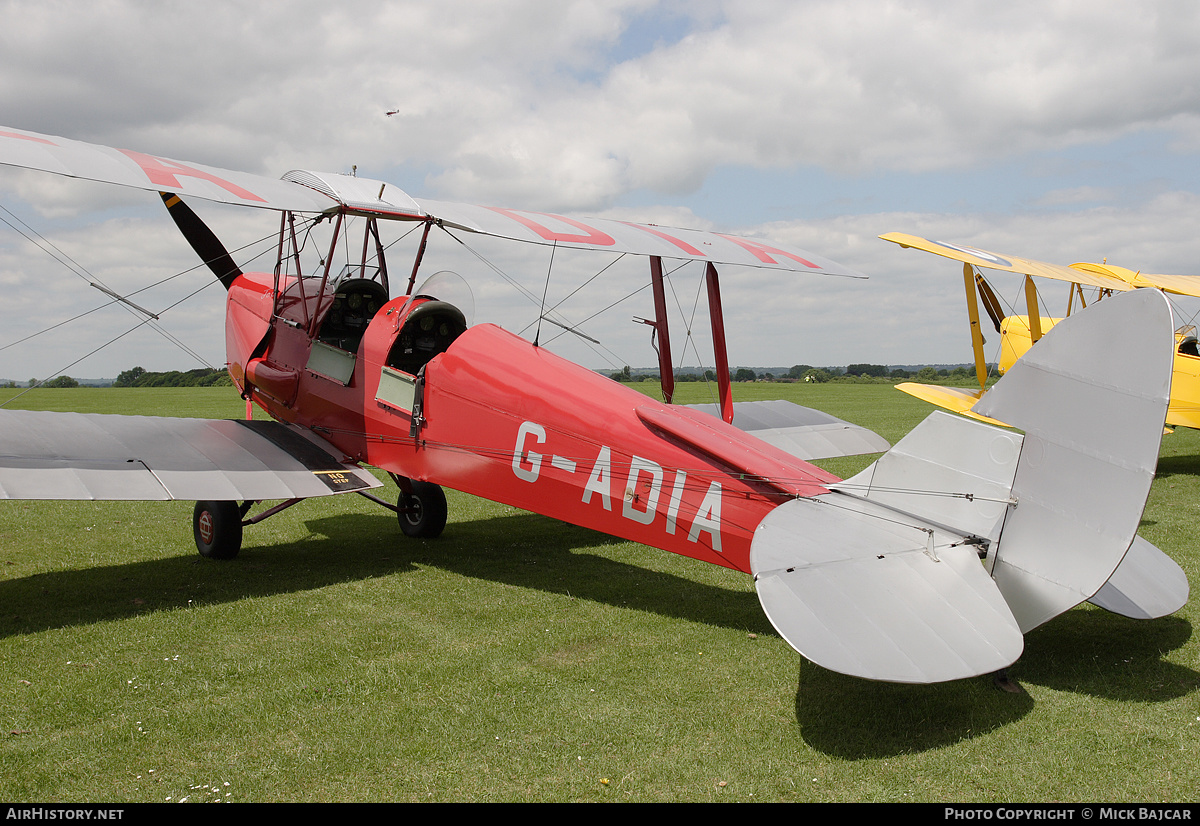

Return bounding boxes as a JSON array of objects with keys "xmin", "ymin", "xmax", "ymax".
[
  {"xmin": 0, "ymin": 126, "xmax": 1189, "ymax": 685},
  {"xmin": 880, "ymin": 231, "xmax": 1200, "ymax": 430}
]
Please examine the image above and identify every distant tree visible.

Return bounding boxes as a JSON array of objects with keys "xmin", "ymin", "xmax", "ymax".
[
  {"xmin": 889, "ymin": 368, "xmax": 910, "ymax": 379},
  {"xmin": 734, "ymin": 368, "xmax": 757, "ymax": 382},
  {"xmin": 114, "ymin": 366, "xmax": 146, "ymax": 387},
  {"xmin": 44, "ymin": 375, "xmax": 79, "ymax": 388},
  {"xmin": 787, "ymin": 364, "xmax": 814, "ymax": 380},
  {"xmin": 915, "ymin": 367, "xmax": 939, "ymax": 381},
  {"xmin": 113, "ymin": 366, "xmax": 232, "ymax": 387},
  {"xmin": 802, "ymin": 368, "xmax": 831, "ymax": 383},
  {"xmin": 846, "ymin": 363, "xmax": 888, "ymax": 378}
]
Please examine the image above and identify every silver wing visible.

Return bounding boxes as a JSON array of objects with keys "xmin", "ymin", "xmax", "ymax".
[
  {"xmin": 0, "ymin": 125, "xmax": 865, "ymax": 277},
  {"xmin": 686, "ymin": 400, "xmax": 890, "ymax": 460},
  {"xmin": 0, "ymin": 410, "xmax": 380, "ymax": 501}
]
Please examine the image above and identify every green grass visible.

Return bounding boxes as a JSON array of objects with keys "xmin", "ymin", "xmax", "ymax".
[{"xmin": 0, "ymin": 385, "xmax": 1197, "ymax": 802}]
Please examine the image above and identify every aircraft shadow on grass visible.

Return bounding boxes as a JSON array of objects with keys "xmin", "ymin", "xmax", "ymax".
[
  {"xmin": 5, "ymin": 505, "xmax": 1192, "ymax": 755},
  {"xmin": 0, "ymin": 510, "xmax": 772, "ymax": 642},
  {"xmin": 796, "ymin": 608, "xmax": 1195, "ymax": 758}
]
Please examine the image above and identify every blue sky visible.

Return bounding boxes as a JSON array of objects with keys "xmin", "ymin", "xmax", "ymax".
[{"xmin": 2, "ymin": 0, "xmax": 1200, "ymax": 380}]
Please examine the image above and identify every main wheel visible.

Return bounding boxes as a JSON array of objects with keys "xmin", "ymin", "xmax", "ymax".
[
  {"xmin": 397, "ymin": 482, "xmax": 447, "ymax": 538},
  {"xmin": 193, "ymin": 501, "xmax": 243, "ymax": 559}
]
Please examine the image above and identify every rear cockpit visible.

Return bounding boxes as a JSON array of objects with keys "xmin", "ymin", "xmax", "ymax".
[{"xmin": 317, "ymin": 277, "xmax": 389, "ymax": 353}]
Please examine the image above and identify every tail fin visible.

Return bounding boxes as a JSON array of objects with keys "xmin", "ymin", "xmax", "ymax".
[
  {"xmin": 972, "ymin": 288, "xmax": 1174, "ymax": 631},
  {"xmin": 751, "ymin": 289, "xmax": 1177, "ymax": 683}
]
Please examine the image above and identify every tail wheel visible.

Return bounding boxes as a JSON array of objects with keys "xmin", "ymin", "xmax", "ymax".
[
  {"xmin": 193, "ymin": 501, "xmax": 243, "ymax": 559},
  {"xmin": 397, "ymin": 482, "xmax": 447, "ymax": 538}
]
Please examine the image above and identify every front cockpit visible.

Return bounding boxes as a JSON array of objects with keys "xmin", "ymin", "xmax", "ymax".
[{"xmin": 387, "ymin": 300, "xmax": 468, "ymax": 375}]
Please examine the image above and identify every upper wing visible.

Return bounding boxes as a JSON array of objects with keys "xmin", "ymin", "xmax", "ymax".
[
  {"xmin": 1070, "ymin": 262, "xmax": 1200, "ymax": 299},
  {"xmin": 0, "ymin": 125, "xmax": 336, "ymax": 212},
  {"xmin": 0, "ymin": 409, "xmax": 380, "ymax": 501},
  {"xmin": 0, "ymin": 125, "xmax": 865, "ymax": 277},
  {"xmin": 882, "ymin": 231, "xmax": 1200, "ymax": 296},
  {"xmin": 414, "ymin": 199, "xmax": 865, "ymax": 276},
  {"xmin": 880, "ymin": 232, "xmax": 1134, "ymax": 291}
]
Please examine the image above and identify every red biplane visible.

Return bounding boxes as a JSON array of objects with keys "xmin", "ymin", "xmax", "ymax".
[{"xmin": 0, "ymin": 125, "xmax": 1188, "ymax": 684}]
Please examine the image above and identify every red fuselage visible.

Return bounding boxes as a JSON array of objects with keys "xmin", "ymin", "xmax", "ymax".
[{"xmin": 224, "ymin": 271, "xmax": 839, "ymax": 572}]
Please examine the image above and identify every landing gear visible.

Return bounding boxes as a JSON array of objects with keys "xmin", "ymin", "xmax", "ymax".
[
  {"xmin": 396, "ymin": 481, "xmax": 447, "ymax": 538},
  {"xmin": 193, "ymin": 500, "xmax": 244, "ymax": 559}
]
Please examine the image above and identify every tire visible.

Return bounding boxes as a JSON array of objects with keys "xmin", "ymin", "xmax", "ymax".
[
  {"xmin": 397, "ymin": 482, "xmax": 447, "ymax": 538},
  {"xmin": 193, "ymin": 501, "xmax": 243, "ymax": 559}
]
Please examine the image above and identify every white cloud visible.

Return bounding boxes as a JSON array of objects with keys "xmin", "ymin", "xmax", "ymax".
[{"xmin": 2, "ymin": 0, "xmax": 1200, "ymax": 380}]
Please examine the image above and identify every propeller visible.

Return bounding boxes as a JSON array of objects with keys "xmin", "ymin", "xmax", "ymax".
[
  {"xmin": 974, "ymin": 271, "xmax": 1005, "ymax": 333},
  {"xmin": 159, "ymin": 192, "xmax": 243, "ymax": 290}
]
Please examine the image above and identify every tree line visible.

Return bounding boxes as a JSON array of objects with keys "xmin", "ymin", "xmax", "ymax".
[
  {"xmin": 8, "ymin": 367, "xmax": 234, "ymax": 389},
  {"xmin": 610, "ymin": 363, "xmax": 988, "ymax": 384},
  {"xmin": 113, "ymin": 367, "xmax": 233, "ymax": 387}
]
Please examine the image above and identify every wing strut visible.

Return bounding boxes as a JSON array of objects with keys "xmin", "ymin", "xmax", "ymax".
[
  {"xmin": 648, "ymin": 256, "xmax": 675, "ymax": 404},
  {"xmin": 1023, "ymin": 275, "xmax": 1044, "ymax": 344},
  {"xmin": 705, "ymin": 263, "xmax": 734, "ymax": 424},
  {"xmin": 963, "ymin": 264, "xmax": 989, "ymax": 390}
]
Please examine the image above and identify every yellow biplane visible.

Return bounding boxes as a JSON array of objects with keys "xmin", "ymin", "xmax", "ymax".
[{"xmin": 880, "ymin": 232, "xmax": 1200, "ymax": 430}]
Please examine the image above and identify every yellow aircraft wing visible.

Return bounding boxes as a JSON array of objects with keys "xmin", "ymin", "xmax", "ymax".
[
  {"xmin": 894, "ymin": 383, "xmax": 1009, "ymax": 427},
  {"xmin": 882, "ymin": 232, "xmax": 1200, "ymax": 297},
  {"xmin": 1070, "ymin": 262, "xmax": 1200, "ymax": 299},
  {"xmin": 880, "ymin": 232, "xmax": 1134, "ymax": 291}
]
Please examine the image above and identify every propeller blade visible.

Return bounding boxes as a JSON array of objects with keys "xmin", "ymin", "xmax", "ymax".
[
  {"xmin": 975, "ymin": 272, "xmax": 1005, "ymax": 333},
  {"xmin": 160, "ymin": 192, "xmax": 243, "ymax": 290}
]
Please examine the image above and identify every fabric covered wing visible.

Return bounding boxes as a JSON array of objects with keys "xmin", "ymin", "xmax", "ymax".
[
  {"xmin": 880, "ymin": 232, "xmax": 1134, "ymax": 291},
  {"xmin": 894, "ymin": 383, "xmax": 1009, "ymax": 427},
  {"xmin": 0, "ymin": 410, "xmax": 380, "ymax": 501},
  {"xmin": 0, "ymin": 126, "xmax": 334, "ymax": 213},
  {"xmin": 418, "ymin": 200, "xmax": 867, "ymax": 276},
  {"xmin": 685, "ymin": 400, "xmax": 890, "ymax": 459},
  {"xmin": 0, "ymin": 124, "xmax": 865, "ymax": 276}
]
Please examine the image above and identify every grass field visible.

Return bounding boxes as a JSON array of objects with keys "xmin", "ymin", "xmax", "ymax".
[{"xmin": 0, "ymin": 384, "xmax": 1197, "ymax": 802}]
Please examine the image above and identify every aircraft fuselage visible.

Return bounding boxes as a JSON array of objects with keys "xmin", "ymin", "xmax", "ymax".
[{"xmin": 224, "ymin": 270, "xmax": 839, "ymax": 572}]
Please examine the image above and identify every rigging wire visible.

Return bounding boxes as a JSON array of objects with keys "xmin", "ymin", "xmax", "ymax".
[
  {"xmin": 0, "ymin": 201, "xmax": 287, "ymax": 365},
  {"xmin": 439, "ymin": 225, "xmax": 641, "ymax": 368},
  {"xmin": 1, "ymin": 269, "xmax": 226, "ymax": 407}
]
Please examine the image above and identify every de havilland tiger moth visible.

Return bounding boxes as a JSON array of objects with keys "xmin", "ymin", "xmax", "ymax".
[{"xmin": 0, "ymin": 125, "xmax": 1188, "ymax": 685}]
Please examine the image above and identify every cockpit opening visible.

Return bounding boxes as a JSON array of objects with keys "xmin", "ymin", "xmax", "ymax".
[
  {"xmin": 387, "ymin": 300, "xmax": 468, "ymax": 375},
  {"xmin": 317, "ymin": 278, "xmax": 390, "ymax": 353}
]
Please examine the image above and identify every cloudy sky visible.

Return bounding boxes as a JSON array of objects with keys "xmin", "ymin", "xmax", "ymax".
[{"xmin": 3, "ymin": 0, "xmax": 1200, "ymax": 382}]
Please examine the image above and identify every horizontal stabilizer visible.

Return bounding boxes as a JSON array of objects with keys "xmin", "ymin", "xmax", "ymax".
[
  {"xmin": 1089, "ymin": 535, "xmax": 1190, "ymax": 620},
  {"xmin": 751, "ymin": 494, "xmax": 1023, "ymax": 684},
  {"xmin": 686, "ymin": 400, "xmax": 890, "ymax": 459},
  {"xmin": 0, "ymin": 410, "xmax": 380, "ymax": 501},
  {"xmin": 832, "ymin": 410, "xmax": 1022, "ymax": 544}
]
